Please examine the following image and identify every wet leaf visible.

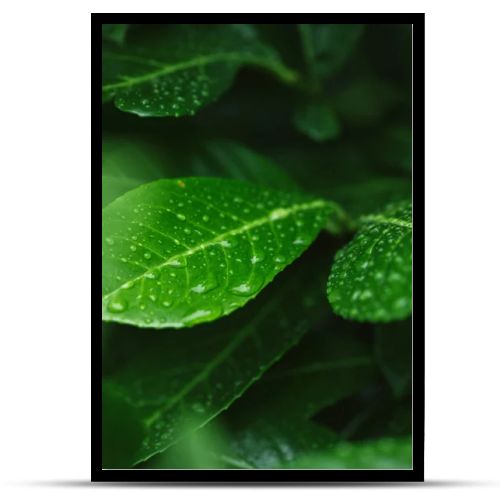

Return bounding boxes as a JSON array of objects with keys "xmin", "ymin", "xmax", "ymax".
[
  {"xmin": 102, "ymin": 178, "xmax": 335, "ymax": 328},
  {"xmin": 102, "ymin": 243, "xmax": 332, "ymax": 467},
  {"xmin": 327, "ymin": 201, "xmax": 412, "ymax": 322},
  {"xmin": 102, "ymin": 24, "xmax": 298, "ymax": 117}
]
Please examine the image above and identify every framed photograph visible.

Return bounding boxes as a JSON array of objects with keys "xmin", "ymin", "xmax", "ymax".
[{"xmin": 95, "ymin": 13, "xmax": 424, "ymax": 482}]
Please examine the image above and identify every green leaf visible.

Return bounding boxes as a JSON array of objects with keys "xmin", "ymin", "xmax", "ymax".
[
  {"xmin": 285, "ymin": 437, "xmax": 412, "ymax": 469},
  {"xmin": 102, "ymin": 24, "xmax": 129, "ymax": 45},
  {"xmin": 102, "ymin": 242, "xmax": 333, "ymax": 467},
  {"xmin": 201, "ymin": 326, "xmax": 377, "ymax": 468},
  {"xmin": 293, "ymin": 102, "xmax": 341, "ymax": 142},
  {"xmin": 102, "ymin": 178, "xmax": 335, "ymax": 328},
  {"xmin": 102, "ymin": 134, "xmax": 168, "ymax": 207},
  {"xmin": 327, "ymin": 201, "xmax": 412, "ymax": 322},
  {"xmin": 102, "ymin": 24, "xmax": 298, "ymax": 117},
  {"xmin": 374, "ymin": 320, "xmax": 412, "ymax": 398}
]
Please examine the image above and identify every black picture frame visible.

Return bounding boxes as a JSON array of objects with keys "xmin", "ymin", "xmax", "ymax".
[{"xmin": 93, "ymin": 13, "xmax": 424, "ymax": 483}]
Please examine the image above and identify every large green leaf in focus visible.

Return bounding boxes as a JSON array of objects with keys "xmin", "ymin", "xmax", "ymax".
[
  {"xmin": 102, "ymin": 242, "xmax": 332, "ymax": 467},
  {"xmin": 327, "ymin": 201, "xmax": 412, "ymax": 322},
  {"xmin": 102, "ymin": 178, "xmax": 335, "ymax": 328},
  {"xmin": 286, "ymin": 437, "xmax": 412, "ymax": 469},
  {"xmin": 102, "ymin": 24, "xmax": 298, "ymax": 117}
]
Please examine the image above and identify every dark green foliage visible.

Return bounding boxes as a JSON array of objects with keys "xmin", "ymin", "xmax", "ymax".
[{"xmin": 102, "ymin": 23, "xmax": 412, "ymax": 470}]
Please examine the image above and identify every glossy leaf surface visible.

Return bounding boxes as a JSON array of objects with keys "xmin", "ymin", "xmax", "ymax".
[
  {"xmin": 327, "ymin": 201, "xmax": 412, "ymax": 322},
  {"xmin": 102, "ymin": 178, "xmax": 334, "ymax": 328},
  {"xmin": 102, "ymin": 24, "xmax": 297, "ymax": 117},
  {"xmin": 102, "ymin": 243, "xmax": 332, "ymax": 467}
]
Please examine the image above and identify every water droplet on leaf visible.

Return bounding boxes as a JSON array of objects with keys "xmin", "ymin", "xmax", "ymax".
[{"xmin": 107, "ymin": 297, "xmax": 127, "ymax": 313}]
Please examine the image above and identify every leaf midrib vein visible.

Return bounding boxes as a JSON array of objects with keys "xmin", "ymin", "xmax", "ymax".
[
  {"xmin": 360, "ymin": 214, "xmax": 412, "ymax": 229},
  {"xmin": 103, "ymin": 51, "xmax": 297, "ymax": 93},
  {"xmin": 103, "ymin": 199, "xmax": 330, "ymax": 302}
]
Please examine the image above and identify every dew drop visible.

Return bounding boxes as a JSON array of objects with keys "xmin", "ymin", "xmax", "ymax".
[
  {"xmin": 270, "ymin": 208, "xmax": 288, "ymax": 221},
  {"xmin": 230, "ymin": 277, "xmax": 264, "ymax": 297},
  {"xmin": 144, "ymin": 252, "xmax": 152, "ymax": 260},
  {"xmin": 177, "ymin": 213, "xmax": 186, "ymax": 221},
  {"xmin": 191, "ymin": 402, "xmax": 205, "ymax": 414},
  {"xmin": 231, "ymin": 283, "xmax": 251, "ymax": 294},
  {"xmin": 107, "ymin": 297, "xmax": 127, "ymax": 313},
  {"xmin": 166, "ymin": 257, "xmax": 187, "ymax": 268},
  {"xmin": 202, "ymin": 215, "xmax": 209, "ymax": 222},
  {"xmin": 184, "ymin": 309, "xmax": 212, "ymax": 324},
  {"xmin": 105, "ymin": 237, "xmax": 114, "ymax": 246}
]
